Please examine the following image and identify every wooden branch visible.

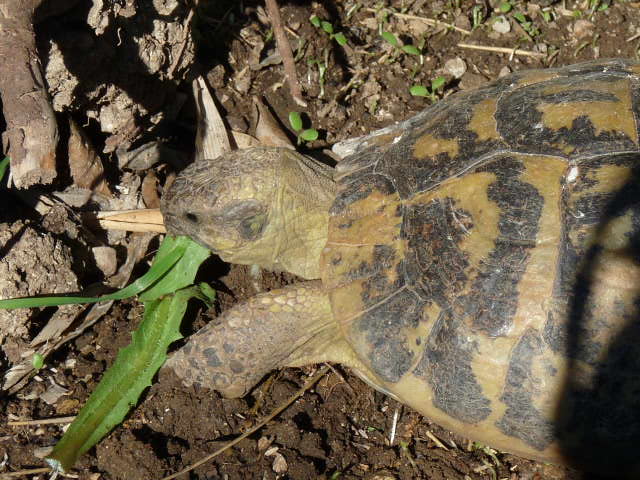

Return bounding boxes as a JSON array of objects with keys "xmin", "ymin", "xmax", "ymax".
[
  {"xmin": 264, "ymin": 0, "xmax": 306, "ymax": 107},
  {"xmin": 0, "ymin": 0, "xmax": 59, "ymax": 188}
]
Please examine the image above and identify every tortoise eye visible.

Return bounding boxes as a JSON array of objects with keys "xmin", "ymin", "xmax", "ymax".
[
  {"xmin": 239, "ymin": 213, "xmax": 267, "ymax": 240},
  {"xmin": 185, "ymin": 212, "xmax": 199, "ymax": 224}
]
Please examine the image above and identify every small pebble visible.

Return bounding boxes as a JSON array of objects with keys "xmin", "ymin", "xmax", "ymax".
[
  {"xmin": 444, "ymin": 57, "xmax": 467, "ymax": 79},
  {"xmin": 492, "ymin": 15, "xmax": 511, "ymax": 34},
  {"xmin": 573, "ymin": 19, "xmax": 595, "ymax": 40},
  {"xmin": 272, "ymin": 452, "xmax": 288, "ymax": 474}
]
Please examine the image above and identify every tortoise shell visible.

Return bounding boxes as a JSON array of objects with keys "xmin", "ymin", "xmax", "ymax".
[{"xmin": 320, "ymin": 59, "xmax": 640, "ymax": 467}]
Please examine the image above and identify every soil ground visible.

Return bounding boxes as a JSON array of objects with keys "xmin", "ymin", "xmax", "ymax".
[{"xmin": 1, "ymin": 1, "xmax": 640, "ymax": 479}]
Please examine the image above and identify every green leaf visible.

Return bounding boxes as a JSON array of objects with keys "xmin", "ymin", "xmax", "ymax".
[
  {"xmin": 197, "ymin": 282, "xmax": 217, "ymax": 305},
  {"xmin": 46, "ymin": 285, "xmax": 209, "ymax": 472},
  {"xmin": 499, "ymin": 2, "xmax": 512, "ymax": 13},
  {"xmin": 288, "ymin": 111, "xmax": 303, "ymax": 132},
  {"xmin": 334, "ymin": 32, "xmax": 347, "ymax": 46},
  {"xmin": 321, "ymin": 21, "xmax": 333, "ymax": 34},
  {"xmin": 309, "ymin": 15, "xmax": 321, "ymax": 28},
  {"xmin": 0, "ymin": 236, "xmax": 192, "ymax": 310},
  {"xmin": 513, "ymin": 12, "xmax": 526, "ymax": 23},
  {"xmin": 139, "ymin": 237, "xmax": 211, "ymax": 301},
  {"xmin": 409, "ymin": 85, "xmax": 429, "ymax": 97},
  {"xmin": 431, "ymin": 76, "xmax": 446, "ymax": 91},
  {"xmin": 402, "ymin": 45, "xmax": 420, "ymax": 55},
  {"xmin": 300, "ymin": 129, "xmax": 319, "ymax": 142},
  {"xmin": 32, "ymin": 353, "xmax": 44, "ymax": 370},
  {"xmin": 0, "ymin": 157, "xmax": 9, "ymax": 184},
  {"xmin": 381, "ymin": 31, "xmax": 398, "ymax": 47}
]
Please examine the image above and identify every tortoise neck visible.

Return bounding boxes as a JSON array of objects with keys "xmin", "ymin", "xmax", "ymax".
[{"xmin": 271, "ymin": 153, "xmax": 337, "ymax": 279}]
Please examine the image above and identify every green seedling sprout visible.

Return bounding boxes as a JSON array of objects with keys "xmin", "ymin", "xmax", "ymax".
[
  {"xmin": 410, "ymin": 76, "xmax": 446, "ymax": 102},
  {"xmin": 289, "ymin": 112, "xmax": 319, "ymax": 145},
  {"xmin": 589, "ymin": 0, "xmax": 609, "ymax": 12},
  {"xmin": 513, "ymin": 11, "xmax": 540, "ymax": 38},
  {"xmin": 381, "ymin": 31, "xmax": 422, "ymax": 57},
  {"xmin": 499, "ymin": 2, "xmax": 512, "ymax": 13},
  {"xmin": 310, "ymin": 15, "xmax": 347, "ymax": 46},
  {"xmin": 541, "ymin": 8, "xmax": 554, "ymax": 22},
  {"xmin": 472, "ymin": 5, "xmax": 485, "ymax": 29},
  {"xmin": 307, "ymin": 54, "xmax": 328, "ymax": 98},
  {"xmin": 32, "ymin": 352, "xmax": 44, "ymax": 370}
]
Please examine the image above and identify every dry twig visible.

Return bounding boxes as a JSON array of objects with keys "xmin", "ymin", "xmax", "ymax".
[
  {"xmin": 457, "ymin": 43, "xmax": 545, "ymax": 58},
  {"xmin": 8, "ymin": 416, "xmax": 75, "ymax": 426},
  {"xmin": 365, "ymin": 8, "xmax": 472, "ymax": 35},
  {"xmin": 0, "ymin": 467, "xmax": 51, "ymax": 479},
  {"xmin": 264, "ymin": 0, "xmax": 306, "ymax": 107}
]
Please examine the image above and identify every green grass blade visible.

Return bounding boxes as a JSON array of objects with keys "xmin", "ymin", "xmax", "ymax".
[
  {"xmin": 0, "ymin": 236, "xmax": 197, "ymax": 309},
  {"xmin": 0, "ymin": 157, "xmax": 9, "ymax": 183},
  {"xmin": 46, "ymin": 285, "xmax": 209, "ymax": 472}
]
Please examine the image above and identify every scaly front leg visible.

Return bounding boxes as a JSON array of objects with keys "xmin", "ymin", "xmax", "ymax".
[{"xmin": 165, "ymin": 282, "xmax": 347, "ymax": 398}]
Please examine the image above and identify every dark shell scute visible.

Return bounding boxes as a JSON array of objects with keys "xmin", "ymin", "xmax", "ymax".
[
  {"xmin": 358, "ymin": 288, "xmax": 423, "ymax": 383},
  {"xmin": 376, "ymin": 89, "xmax": 505, "ymax": 199},
  {"xmin": 495, "ymin": 328, "xmax": 556, "ymax": 451},
  {"xmin": 414, "ymin": 310, "xmax": 492, "ymax": 424},
  {"xmin": 495, "ymin": 74, "xmax": 638, "ymax": 158},
  {"xmin": 540, "ymin": 89, "xmax": 619, "ymax": 104},
  {"xmin": 466, "ymin": 158, "xmax": 544, "ymax": 336},
  {"xmin": 401, "ymin": 199, "xmax": 472, "ymax": 302},
  {"xmin": 330, "ymin": 172, "xmax": 396, "ymax": 216}
]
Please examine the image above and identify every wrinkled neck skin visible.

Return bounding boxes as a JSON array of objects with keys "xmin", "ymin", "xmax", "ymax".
[{"xmin": 222, "ymin": 152, "xmax": 336, "ymax": 280}]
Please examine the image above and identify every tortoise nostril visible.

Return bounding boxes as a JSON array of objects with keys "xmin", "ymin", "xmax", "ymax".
[{"xmin": 185, "ymin": 212, "xmax": 199, "ymax": 223}]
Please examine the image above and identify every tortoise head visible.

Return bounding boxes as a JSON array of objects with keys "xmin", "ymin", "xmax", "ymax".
[
  {"xmin": 161, "ymin": 147, "xmax": 336, "ymax": 278},
  {"xmin": 161, "ymin": 147, "xmax": 282, "ymax": 264}
]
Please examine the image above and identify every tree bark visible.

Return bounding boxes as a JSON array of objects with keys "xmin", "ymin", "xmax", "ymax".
[{"xmin": 0, "ymin": 0, "xmax": 58, "ymax": 188}]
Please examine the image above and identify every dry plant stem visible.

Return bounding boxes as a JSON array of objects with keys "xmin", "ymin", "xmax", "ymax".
[
  {"xmin": 0, "ymin": 0, "xmax": 59, "ymax": 188},
  {"xmin": 364, "ymin": 8, "xmax": 472, "ymax": 35},
  {"xmin": 0, "ymin": 467, "xmax": 51, "ymax": 479},
  {"xmin": 425, "ymin": 430, "xmax": 449, "ymax": 450},
  {"xmin": 94, "ymin": 209, "xmax": 166, "ymax": 233},
  {"xmin": 457, "ymin": 43, "xmax": 546, "ymax": 58},
  {"xmin": 161, "ymin": 365, "xmax": 330, "ymax": 480},
  {"xmin": 264, "ymin": 0, "xmax": 306, "ymax": 107},
  {"xmin": 8, "ymin": 416, "xmax": 75, "ymax": 426}
]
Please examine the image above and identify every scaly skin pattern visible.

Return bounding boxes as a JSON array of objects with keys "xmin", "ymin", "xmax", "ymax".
[
  {"xmin": 161, "ymin": 148, "xmax": 336, "ymax": 280},
  {"xmin": 164, "ymin": 282, "xmax": 362, "ymax": 397},
  {"xmin": 164, "ymin": 59, "xmax": 640, "ymax": 475}
]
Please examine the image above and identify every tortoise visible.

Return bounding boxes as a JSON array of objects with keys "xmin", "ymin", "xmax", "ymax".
[{"xmin": 161, "ymin": 59, "xmax": 640, "ymax": 474}]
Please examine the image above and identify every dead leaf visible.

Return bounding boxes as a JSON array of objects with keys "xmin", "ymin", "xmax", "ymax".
[{"xmin": 253, "ymin": 97, "xmax": 294, "ymax": 148}]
